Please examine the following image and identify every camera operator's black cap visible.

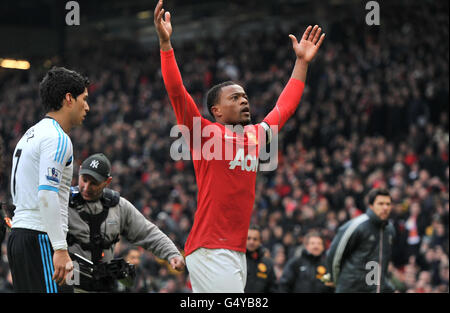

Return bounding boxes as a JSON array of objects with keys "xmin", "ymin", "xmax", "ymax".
[{"xmin": 79, "ymin": 153, "xmax": 111, "ymax": 183}]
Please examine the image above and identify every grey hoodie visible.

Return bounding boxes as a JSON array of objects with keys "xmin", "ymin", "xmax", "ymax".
[{"xmin": 68, "ymin": 193, "xmax": 181, "ymax": 264}]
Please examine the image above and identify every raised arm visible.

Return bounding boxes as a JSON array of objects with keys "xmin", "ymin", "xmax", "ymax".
[
  {"xmin": 154, "ymin": 0, "xmax": 172, "ymax": 51},
  {"xmin": 289, "ymin": 25, "xmax": 325, "ymax": 83},
  {"xmin": 154, "ymin": 0, "xmax": 204, "ymax": 130},
  {"xmin": 263, "ymin": 25, "xmax": 325, "ymax": 131}
]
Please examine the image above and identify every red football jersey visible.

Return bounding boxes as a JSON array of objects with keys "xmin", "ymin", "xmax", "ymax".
[{"xmin": 161, "ymin": 49, "xmax": 304, "ymax": 256}]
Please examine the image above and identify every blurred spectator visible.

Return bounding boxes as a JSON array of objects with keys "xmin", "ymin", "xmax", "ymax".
[
  {"xmin": 115, "ymin": 247, "xmax": 153, "ymax": 293},
  {"xmin": 272, "ymin": 245, "xmax": 286, "ymax": 282},
  {"xmin": 245, "ymin": 225, "xmax": 277, "ymax": 293},
  {"xmin": 279, "ymin": 232, "xmax": 333, "ymax": 293}
]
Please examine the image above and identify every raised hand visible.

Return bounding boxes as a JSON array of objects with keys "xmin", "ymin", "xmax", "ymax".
[
  {"xmin": 154, "ymin": 0, "xmax": 172, "ymax": 48},
  {"xmin": 289, "ymin": 25, "xmax": 325, "ymax": 63}
]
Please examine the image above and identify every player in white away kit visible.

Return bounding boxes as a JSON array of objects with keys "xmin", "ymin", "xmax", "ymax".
[{"xmin": 8, "ymin": 67, "xmax": 90, "ymax": 293}]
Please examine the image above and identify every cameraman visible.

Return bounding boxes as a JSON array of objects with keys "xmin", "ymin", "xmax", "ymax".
[{"xmin": 68, "ymin": 153, "xmax": 184, "ymax": 292}]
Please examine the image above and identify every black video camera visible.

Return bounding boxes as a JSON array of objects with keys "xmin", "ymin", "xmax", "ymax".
[
  {"xmin": 70, "ymin": 253, "xmax": 136, "ymax": 292},
  {"xmin": 93, "ymin": 258, "xmax": 136, "ymax": 288}
]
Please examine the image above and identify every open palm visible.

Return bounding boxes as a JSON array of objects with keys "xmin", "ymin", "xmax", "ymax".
[
  {"xmin": 289, "ymin": 25, "xmax": 325, "ymax": 63},
  {"xmin": 154, "ymin": 0, "xmax": 172, "ymax": 42}
]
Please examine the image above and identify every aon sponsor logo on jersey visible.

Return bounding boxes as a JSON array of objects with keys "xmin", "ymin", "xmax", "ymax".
[{"xmin": 228, "ymin": 148, "xmax": 258, "ymax": 172}]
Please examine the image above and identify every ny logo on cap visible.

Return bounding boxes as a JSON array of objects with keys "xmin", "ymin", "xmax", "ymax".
[{"xmin": 90, "ymin": 160, "xmax": 99, "ymax": 169}]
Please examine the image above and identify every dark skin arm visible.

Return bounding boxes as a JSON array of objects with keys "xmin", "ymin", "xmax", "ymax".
[
  {"xmin": 289, "ymin": 25, "xmax": 325, "ymax": 83},
  {"xmin": 154, "ymin": 0, "xmax": 173, "ymax": 52}
]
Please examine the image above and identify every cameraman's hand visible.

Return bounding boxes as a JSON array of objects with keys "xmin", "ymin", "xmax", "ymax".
[
  {"xmin": 53, "ymin": 250, "xmax": 73, "ymax": 286},
  {"xmin": 169, "ymin": 255, "xmax": 185, "ymax": 271}
]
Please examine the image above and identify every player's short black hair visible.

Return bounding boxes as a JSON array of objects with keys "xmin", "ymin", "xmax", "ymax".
[
  {"xmin": 39, "ymin": 66, "xmax": 90, "ymax": 112},
  {"xmin": 206, "ymin": 81, "xmax": 237, "ymax": 118},
  {"xmin": 367, "ymin": 188, "xmax": 391, "ymax": 205}
]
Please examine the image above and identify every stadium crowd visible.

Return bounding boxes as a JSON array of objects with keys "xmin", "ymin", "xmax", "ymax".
[{"xmin": 0, "ymin": 1, "xmax": 448, "ymax": 292}]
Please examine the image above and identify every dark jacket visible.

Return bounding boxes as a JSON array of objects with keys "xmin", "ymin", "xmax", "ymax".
[
  {"xmin": 0, "ymin": 211, "xmax": 6, "ymax": 246},
  {"xmin": 326, "ymin": 209, "xmax": 396, "ymax": 293},
  {"xmin": 68, "ymin": 187, "xmax": 181, "ymax": 292},
  {"xmin": 68, "ymin": 187, "xmax": 181, "ymax": 264},
  {"xmin": 245, "ymin": 247, "xmax": 277, "ymax": 293},
  {"xmin": 279, "ymin": 248, "xmax": 333, "ymax": 293}
]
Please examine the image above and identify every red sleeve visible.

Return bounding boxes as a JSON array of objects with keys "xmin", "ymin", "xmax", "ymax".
[
  {"xmin": 160, "ymin": 49, "xmax": 204, "ymax": 130},
  {"xmin": 262, "ymin": 78, "xmax": 305, "ymax": 131}
]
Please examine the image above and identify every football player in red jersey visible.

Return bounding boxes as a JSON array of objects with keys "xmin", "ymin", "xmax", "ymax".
[{"xmin": 154, "ymin": 0, "xmax": 325, "ymax": 292}]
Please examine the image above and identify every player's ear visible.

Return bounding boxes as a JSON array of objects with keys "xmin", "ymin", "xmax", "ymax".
[
  {"xmin": 211, "ymin": 105, "xmax": 221, "ymax": 118},
  {"xmin": 63, "ymin": 93, "xmax": 73, "ymax": 108}
]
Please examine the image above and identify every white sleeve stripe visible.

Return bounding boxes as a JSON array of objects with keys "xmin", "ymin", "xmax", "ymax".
[
  {"xmin": 260, "ymin": 121, "xmax": 273, "ymax": 144},
  {"xmin": 52, "ymin": 120, "xmax": 69, "ymax": 164},
  {"xmin": 260, "ymin": 121, "xmax": 270, "ymax": 131},
  {"xmin": 332, "ymin": 214, "xmax": 369, "ymax": 285}
]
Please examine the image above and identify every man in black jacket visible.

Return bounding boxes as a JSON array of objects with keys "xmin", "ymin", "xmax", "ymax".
[
  {"xmin": 245, "ymin": 225, "xmax": 277, "ymax": 293},
  {"xmin": 279, "ymin": 232, "xmax": 334, "ymax": 293},
  {"xmin": 326, "ymin": 188, "xmax": 396, "ymax": 293}
]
